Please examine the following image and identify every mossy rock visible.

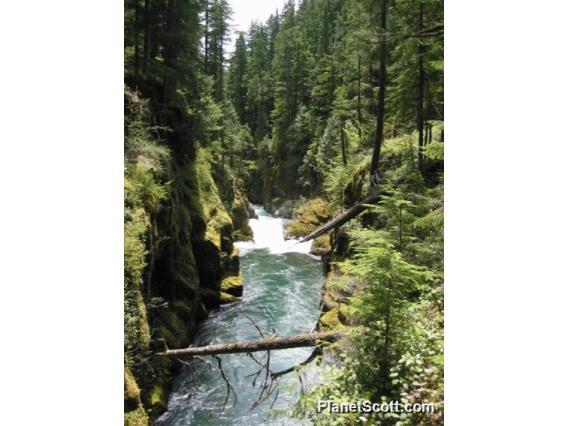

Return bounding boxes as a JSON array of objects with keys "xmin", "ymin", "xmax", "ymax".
[
  {"xmin": 286, "ymin": 198, "xmax": 333, "ymax": 239},
  {"xmin": 311, "ymin": 235, "xmax": 332, "ymax": 256},
  {"xmin": 148, "ymin": 385, "xmax": 167, "ymax": 411},
  {"xmin": 319, "ymin": 308, "xmax": 341, "ymax": 331},
  {"xmin": 233, "ymin": 228, "xmax": 253, "ymax": 242},
  {"xmin": 220, "ymin": 292, "xmax": 239, "ymax": 304},
  {"xmin": 124, "ymin": 366, "xmax": 141, "ymax": 407},
  {"xmin": 124, "ymin": 406, "xmax": 149, "ymax": 426},
  {"xmin": 318, "ymin": 303, "xmax": 350, "ymax": 331},
  {"xmin": 322, "ymin": 292, "xmax": 339, "ymax": 311},
  {"xmin": 321, "ymin": 274, "xmax": 348, "ymax": 310},
  {"xmin": 155, "ymin": 308, "xmax": 192, "ymax": 349},
  {"xmin": 221, "ymin": 273, "xmax": 243, "ymax": 297},
  {"xmin": 124, "ymin": 367, "xmax": 148, "ymax": 426},
  {"xmin": 195, "ymin": 149, "xmax": 234, "ymax": 246},
  {"xmin": 232, "ymin": 193, "xmax": 254, "ymax": 241},
  {"xmin": 337, "ymin": 303, "xmax": 350, "ymax": 323}
]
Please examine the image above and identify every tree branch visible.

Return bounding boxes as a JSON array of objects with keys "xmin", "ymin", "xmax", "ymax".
[{"xmin": 213, "ymin": 355, "xmax": 237, "ymax": 410}]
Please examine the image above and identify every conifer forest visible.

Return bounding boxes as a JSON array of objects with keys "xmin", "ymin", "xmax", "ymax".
[{"xmin": 124, "ymin": 0, "xmax": 444, "ymax": 424}]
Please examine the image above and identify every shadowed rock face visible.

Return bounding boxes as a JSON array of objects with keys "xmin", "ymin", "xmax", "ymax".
[
  {"xmin": 193, "ymin": 240, "xmax": 223, "ymax": 289},
  {"xmin": 273, "ymin": 199, "xmax": 296, "ymax": 219},
  {"xmin": 124, "ymin": 90, "xmax": 248, "ymax": 423}
]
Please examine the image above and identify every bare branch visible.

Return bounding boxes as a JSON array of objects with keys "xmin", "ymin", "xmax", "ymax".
[
  {"xmin": 213, "ymin": 355, "xmax": 237, "ymax": 410},
  {"xmin": 271, "ymin": 347, "xmax": 322, "ymax": 379},
  {"xmin": 240, "ymin": 308, "xmax": 266, "ymax": 338}
]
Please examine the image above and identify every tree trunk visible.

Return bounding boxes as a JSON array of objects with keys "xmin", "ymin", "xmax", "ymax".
[
  {"xmin": 379, "ymin": 278, "xmax": 392, "ymax": 396},
  {"xmin": 133, "ymin": 0, "xmax": 140, "ymax": 87},
  {"xmin": 398, "ymin": 206, "xmax": 403, "ymax": 248},
  {"xmin": 357, "ymin": 55, "xmax": 362, "ymax": 139},
  {"xmin": 369, "ymin": 0, "xmax": 388, "ymax": 186},
  {"xmin": 143, "ymin": 0, "xmax": 150, "ymax": 74},
  {"xmin": 216, "ymin": 18, "xmax": 225, "ymax": 102},
  {"xmin": 417, "ymin": 0, "xmax": 425, "ymax": 173},
  {"xmin": 162, "ymin": 0, "xmax": 178, "ymax": 107},
  {"xmin": 159, "ymin": 331, "xmax": 344, "ymax": 357},
  {"xmin": 204, "ymin": 0, "xmax": 209, "ymax": 74},
  {"xmin": 300, "ymin": 191, "xmax": 382, "ymax": 242},
  {"xmin": 340, "ymin": 122, "xmax": 348, "ymax": 166}
]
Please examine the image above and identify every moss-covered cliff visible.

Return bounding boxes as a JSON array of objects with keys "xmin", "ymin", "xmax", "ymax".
[{"xmin": 124, "ymin": 90, "xmax": 253, "ymax": 424}]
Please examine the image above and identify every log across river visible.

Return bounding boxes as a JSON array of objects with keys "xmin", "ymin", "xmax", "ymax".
[
  {"xmin": 156, "ymin": 206, "xmax": 325, "ymax": 425},
  {"xmin": 160, "ymin": 331, "xmax": 343, "ymax": 357}
]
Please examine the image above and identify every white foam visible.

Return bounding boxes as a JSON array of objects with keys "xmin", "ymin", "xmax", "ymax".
[{"xmin": 234, "ymin": 206, "xmax": 313, "ymax": 255}]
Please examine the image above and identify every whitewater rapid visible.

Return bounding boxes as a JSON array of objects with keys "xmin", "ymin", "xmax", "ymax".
[{"xmin": 234, "ymin": 207, "xmax": 313, "ymax": 255}]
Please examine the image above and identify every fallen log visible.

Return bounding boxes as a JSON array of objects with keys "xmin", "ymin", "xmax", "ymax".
[
  {"xmin": 300, "ymin": 192, "xmax": 382, "ymax": 242},
  {"xmin": 158, "ymin": 331, "xmax": 344, "ymax": 358}
]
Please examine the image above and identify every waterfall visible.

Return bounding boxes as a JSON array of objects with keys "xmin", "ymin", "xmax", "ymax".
[{"xmin": 234, "ymin": 206, "xmax": 313, "ymax": 255}]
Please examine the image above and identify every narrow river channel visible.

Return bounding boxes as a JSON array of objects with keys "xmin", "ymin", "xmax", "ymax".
[{"xmin": 157, "ymin": 206, "xmax": 324, "ymax": 425}]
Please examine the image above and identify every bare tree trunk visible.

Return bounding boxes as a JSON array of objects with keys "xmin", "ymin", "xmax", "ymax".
[
  {"xmin": 133, "ymin": 0, "xmax": 140, "ymax": 87},
  {"xmin": 340, "ymin": 122, "xmax": 348, "ymax": 166},
  {"xmin": 417, "ymin": 0, "xmax": 425, "ymax": 173},
  {"xmin": 162, "ymin": 0, "xmax": 178, "ymax": 107},
  {"xmin": 379, "ymin": 277, "xmax": 392, "ymax": 396},
  {"xmin": 159, "ymin": 331, "xmax": 343, "ymax": 357},
  {"xmin": 300, "ymin": 192, "xmax": 382, "ymax": 242},
  {"xmin": 143, "ymin": 0, "xmax": 150, "ymax": 74},
  {"xmin": 204, "ymin": 0, "xmax": 209, "ymax": 74},
  {"xmin": 369, "ymin": 0, "xmax": 388, "ymax": 186},
  {"xmin": 398, "ymin": 205, "xmax": 403, "ymax": 248},
  {"xmin": 221, "ymin": 132, "xmax": 225, "ymax": 171},
  {"xmin": 357, "ymin": 55, "xmax": 362, "ymax": 139},
  {"xmin": 218, "ymin": 34, "xmax": 224, "ymax": 102}
]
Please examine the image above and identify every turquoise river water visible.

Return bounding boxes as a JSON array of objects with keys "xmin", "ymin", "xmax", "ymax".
[{"xmin": 156, "ymin": 206, "xmax": 324, "ymax": 425}]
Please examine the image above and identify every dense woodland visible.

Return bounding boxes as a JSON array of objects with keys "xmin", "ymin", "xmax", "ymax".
[{"xmin": 124, "ymin": 0, "xmax": 443, "ymax": 424}]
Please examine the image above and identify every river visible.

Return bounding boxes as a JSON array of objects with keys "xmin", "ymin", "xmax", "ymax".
[{"xmin": 157, "ymin": 206, "xmax": 324, "ymax": 425}]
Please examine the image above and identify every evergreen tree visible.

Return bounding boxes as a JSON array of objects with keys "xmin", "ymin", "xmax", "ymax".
[
  {"xmin": 207, "ymin": 0, "xmax": 232, "ymax": 102},
  {"xmin": 228, "ymin": 33, "xmax": 248, "ymax": 124}
]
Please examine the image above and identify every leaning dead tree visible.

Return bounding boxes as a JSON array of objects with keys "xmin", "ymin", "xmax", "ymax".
[
  {"xmin": 158, "ymin": 330, "xmax": 343, "ymax": 357},
  {"xmin": 300, "ymin": 192, "xmax": 382, "ymax": 242}
]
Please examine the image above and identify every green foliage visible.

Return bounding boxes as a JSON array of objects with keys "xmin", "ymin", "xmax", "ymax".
[
  {"xmin": 124, "ymin": 110, "xmax": 169, "ymax": 360},
  {"xmin": 424, "ymin": 140, "xmax": 444, "ymax": 161},
  {"xmin": 298, "ymin": 131, "xmax": 444, "ymax": 423},
  {"xmin": 228, "ymin": 33, "xmax": 248, "ymax": 123},
  {"xmin": 300, "ymin": 230, "xmax": 443, "ymax": 424}
]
